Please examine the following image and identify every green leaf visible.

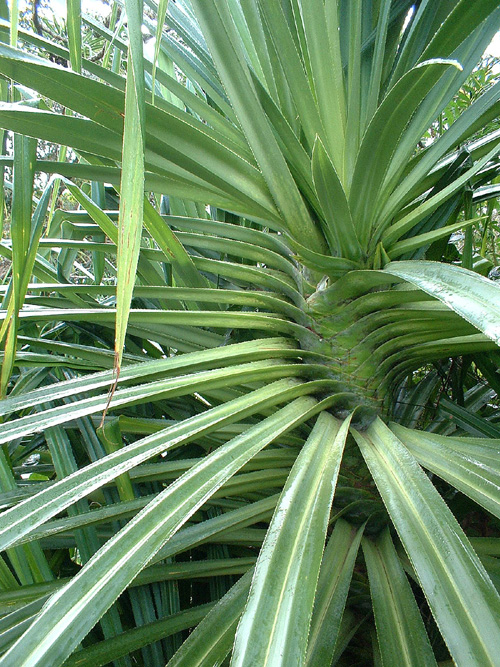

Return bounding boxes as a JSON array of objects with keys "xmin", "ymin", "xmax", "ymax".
[
  {"xmin": 311, "ymin": 137, "xmax": 361, "ymax": 260},
  {"xmin": 142, "ymin": 199, "xmax": 209, "ymax": 293},
  {"xmin": 289, "ymin": 239, "xmax": 361, "ymax": 278},
  {"xmin": 384, "ymin": 261, "xmax": 500, "ymax": 346},
  {"xmin": 0, "ymin": 378, "xmax": 324, "ymax": 551},
  {"xmin": 150, "ymin": 495, "xmax": 277, "ymax": 566},
  {"xmin": 231, "ymin": 413, "xmax": 350, "ymax": 666},
  {"xmin": 0, "ymin": 597, "xmax": 47, "ymax": 653},
  {"xmin": 305, "ymin": 519, "xmax": 364, "ymax": 667},
  {"xmin": 151, "ymin": 0, "xmax": 170, "ymax": 102},
  {"xmin": 381, "ymin": 80, "xmax": 500, "ymax": 221},
  {"xmin": 64, "ymin": 604, "xmax": 213, "ymax": 667},
  {"xmin": 113, "ymin": 0, "xmax": 146, "ymax": 372},
  {"xmin": 3, "ymin": 307, "xmax": 312, "ymax": 342},
  {"xmin": 300, "ymin": 0, "xmax": 345, "ymax": 172},
  {"xmin": 353, "ymin": 418, "xmax": 500, "ymax": 666},
  {"xmin": 0, "ymin": 337, "xmax": 300, "ymax": 416},
  {"xmin": 344, "ymin": 0, "xmax": 362, "ymax": 185},
  {"xmin": 350, "ymin": 59, "xmax": 462, "ymax": 243},
  {"xmin": 191, "ymin": 0, "xmax": 327, "ymax": 253},
  {"xmin": 0, "ymin": 445, "xmax": 53, "ymax": 587},
  {"xmin": 250, "ymin": 74, "xmax": 319, "ymax": 211},
  {"xmin": 253, "ymin": 0, "xmax": 325, "ymax": 157},
  {"xmin": 0, "ymin": 361, "xmax": 313, "ymax": 445},
  {"xmin": 167, "ymin": 570, "xmax": 253, "ymax": 667},
  {"xmin": 386, "ymin": 216, "xmax": 484, "ymax": 259},
  {"xmin": 66, "ymin": 0, "xmax": 81, "ymax": 73},
  {"xmin": 420, "ymin": 1, "xmax": 500, "ymax": 65},
  {"xmin": 391, "ymin": 425, "xmax": 500, "ymax": 520},
  {"xmin": 363, "ymin": 0, "xmax": 392, "ymax": 126},
  {"xmin": 381, "ymin": 140, "xmax": 500, "ymax": 245},
  {"xmin": 8, "ymin": 0, "xmax": 17, "ymax": 47},
  {"xmin": 0, "ymin": 396, "xmax": 322, "ymax": 666},
  {"xmin": 363, "ymin": 529, "xmax": 437, "ymax": 666},
  {"xmin": 0, "ymin": 131, "xmax": 36, "ymax": 396},
  {"xmin": 437, "ymin": 398, "xmax": 500, "ymax": 438},
  {"xmin": 0, "ymin": 103, "xmax": 123, "ymax": 159},
  {"xmin": 0, "ymin": 47, "xmax": 279, "ymax": 221}
]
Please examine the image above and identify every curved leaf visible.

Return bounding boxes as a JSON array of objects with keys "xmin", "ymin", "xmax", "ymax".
[
  {"xmin": 0, "ymin": 379, "xmax": 319, "ymax": 552},
  {"xmin": 350, "ymin": 59, "xmax": 462, "ymax": 241},
  {"xmin": 191, "ymin": 0, "xmax": 327, "ymax": 252},
  {"xmin": 312, "ymin": 137, "xmax": 361, "ymax": 260},
  {"xmin": 391, "ymin": 425, "xmax": 500, "ymax": 520},
  {"xmin": 0, "ymin": 397, "xmax": 322, "ymax": 666},
  {"xmin": 384, "ymin": 261, "xmax": 500, "ymax": 346}
]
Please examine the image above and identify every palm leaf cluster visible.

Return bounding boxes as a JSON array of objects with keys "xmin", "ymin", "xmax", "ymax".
[{"xmin": 0, "ymin": 0, "xmax": 500, "ymax": 664}]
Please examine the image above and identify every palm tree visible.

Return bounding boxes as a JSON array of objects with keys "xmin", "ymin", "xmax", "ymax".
[{"xmin": 1, "ymin": 0, "xmax": 500, "ymax": 664}]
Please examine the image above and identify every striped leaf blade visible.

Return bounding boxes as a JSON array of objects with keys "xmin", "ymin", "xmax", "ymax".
[
  {"xmin": 384, "ymin": 261, "xmax": 500, "ymax": 346},
  {"xmin": 231, "ymin": 413, "xmax": 350, "ymax": 666},
  {"xmin": 363, "ymin": 529, "xmax": 437, "ymax": 666},
  {"xmin": 0, "ymin": 379, "xmax": 318, "ymax": 552},
  {"xmin": 305, "ymin": 519, "xmax": 364, "ymax": 667},
  {"xmin": 0, "ymin": 397, "xmax": 320, "ymax": 666},
  {"xmin": 353, "ymin": 418, "xmax": 500, "ymax": 666},
  {"xmin": 391, "ymin": 425, "xmax": 500, "ymax": 520},
  {"xmin": 167, "ymin": 570, "xmax": 253, "ymax": 667},
  {"xmin": 114, "ymin": 0, "xmax": 146, "ymax": 371}
]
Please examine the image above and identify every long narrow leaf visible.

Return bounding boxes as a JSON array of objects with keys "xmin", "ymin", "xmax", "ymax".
[
  {"xmin": 363, "ymin": 529, "xmax": 437, "ymax": 666},
  {"xmin": 114, "ymin": 0, "xmax": 146, "ymax": 372},
  {"xmin": 0, "ymin": 396, "xmax": 321, "ymax": 666},
  {"xmin": 311, "ymin": 137, "xmax": 361, "ymax": 260},
  {"xmin": 167, "ymin": 570, "xmax": 253, "ymax": 667},
  {"xmin": 353, "ymin": 418, "xmax": 500, "ymax": 665},
  {"xmin": 0, "ymin": 379, "xmax": 324, "ymax": 552},
  {"xmin": 384, "ymin": 261, "xmax": 500, "ymax": 346},
  {"xmin": 391, "ymin": 425, "xmax": 500, "ymax": 520},
  {"xmin": 305, "ymin": 519, "xmax": 364, "ymax": 667},
  {"xmin": 66, "ymin": 0, "xmax": 81, "ymax": 73},
  {"xmin": 231, "ymin": 413, "xmax": 350, "ymax": 666},
  {"xmin": 191, "ymin": 0, "xmax": 327, "ymax": 253}
]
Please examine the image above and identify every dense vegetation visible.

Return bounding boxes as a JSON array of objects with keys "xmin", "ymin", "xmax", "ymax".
[{"xmin": 1, "ymin": 1, "xmax": 500, "ymax": 665}]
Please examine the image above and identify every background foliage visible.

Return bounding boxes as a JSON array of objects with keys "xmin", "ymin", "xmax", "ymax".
[{"xmin": 0, "ymin": 1, "xmax": 500, "ymax": 665}]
